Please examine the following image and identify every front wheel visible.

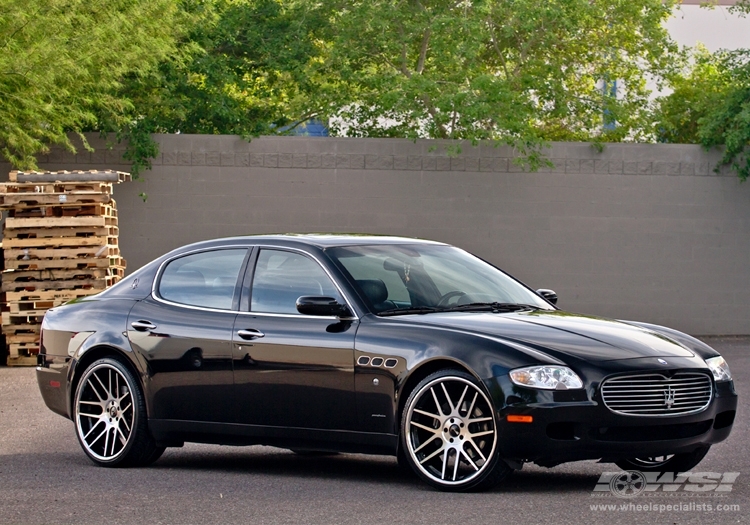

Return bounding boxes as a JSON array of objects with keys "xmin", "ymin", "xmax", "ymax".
[
  {"xmin": 615, "ymin": 445, "xmax": 711, "ymax": 473},
  {"xmin": 74, "ymin": 357, "xmax": 164, "ymax": 467},
  {"xmin": 401, "ymin": 369, "xmax": 512, "ymax": 492}
]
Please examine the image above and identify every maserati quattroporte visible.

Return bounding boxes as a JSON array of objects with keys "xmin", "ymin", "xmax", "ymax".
[{"xmin": 36, "ymin": 235, "xmax": 737, "ymax": 491}]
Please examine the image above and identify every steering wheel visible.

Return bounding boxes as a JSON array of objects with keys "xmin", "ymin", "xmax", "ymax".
[{"xmin": 437, "ymin": 291, "xmax": 467, "ymax": 307}]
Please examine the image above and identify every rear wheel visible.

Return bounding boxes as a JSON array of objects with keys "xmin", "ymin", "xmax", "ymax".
[
  {"xmin": 615, "ymin": 446, "xmax": 711, "ymax": 473},
  {"xmin": 401, "ymin": 369, "xmax": 512, "ymax": 492},
  {"xmin": 74, "ymin": 357, "xmax": 164, "ymax": 467}
]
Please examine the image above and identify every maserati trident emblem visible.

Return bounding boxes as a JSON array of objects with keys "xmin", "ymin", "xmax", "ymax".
[
  {"xmin": 657, "ymin": 358, "xmax": 668, "ymax": 365},
  {"xmin": 664, "ymin": 386, "xmax": 676, "ymax": 409}
]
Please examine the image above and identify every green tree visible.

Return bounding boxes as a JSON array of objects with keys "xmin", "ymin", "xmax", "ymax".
[
  {"xmin": 656, "ymin": 2, "xmax": 750, "ymax": 180},
  {"xmin": 314, "ymin": 0, "xmax": 678, "ymax": 160},
  {"xmin": 109, "ymin": 0, "xmax": 682, "ymax": 173},
  {"xmin": 109, "ymin": 0, "xmax": 326, "ymax": 174},
  {"xmin": 0, "ymin": 0, "xmax": 181, "ymax": 170}
]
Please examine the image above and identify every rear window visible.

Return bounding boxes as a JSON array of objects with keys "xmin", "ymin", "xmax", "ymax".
[{"xmin": 158, "ymin": 249, "xmax": 247, "ymax": 309}]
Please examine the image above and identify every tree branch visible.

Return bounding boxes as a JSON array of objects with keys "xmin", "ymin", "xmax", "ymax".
[
  {"xmin": 416, "ymin": 28, "xmax": 431, "ymax": 74},
  {"xmin": 421, "ymin": 93, "xmax": 447, "ymax": 138}
]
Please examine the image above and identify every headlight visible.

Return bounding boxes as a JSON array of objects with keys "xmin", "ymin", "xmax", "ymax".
[
  {"xmin": 705, "ymin": 356, "xmax": 732, "ymax": 382},
  {"xmin": 509, "ymin": 366, "xmax": 583, "ymax": 390}
]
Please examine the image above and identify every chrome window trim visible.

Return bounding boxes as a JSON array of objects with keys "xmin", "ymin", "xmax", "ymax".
[
  {"xmin": 152, "ymin": 245, "xmax": 249, "ymax": 314},
  {"xmin": 151, "ymin": 243, "xmax": 359, "ymax": 320},
  {"xmin": 236, "ymin": 310, "xmax": 355, "ymax": 321}
]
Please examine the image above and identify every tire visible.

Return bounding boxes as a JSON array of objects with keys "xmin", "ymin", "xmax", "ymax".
[
  {"xmin": 73, "ymin": 357, "xmax": 165, "ymax": 467},
  {"xmin": 396, "ymin": 442, "xmax": 414, "ymax": 474},
  {"xmin": 615, "ymin": 445, "xmax": 711, "ymax": 473},
  {"xmin": 400, "ymin": 369, "xmax": 512, "ymax": 492}
]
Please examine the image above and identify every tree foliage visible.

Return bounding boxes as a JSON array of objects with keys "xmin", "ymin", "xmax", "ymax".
[
  {"xmin": 100, "ymin": 0, "xmax": 682, "ymax": 172},
  {"xmin": 0, "ymin": 0, "xmax": 181, "ymax": 169},
  {"xmin": 316, "ymin": 0, "xmax": 677, "ymax": 157},
  {"xmin": 118, "ymin": 0, "xmax": 323, "ymax": 135},
  {"xmin": 104, "ymin": 0, "xmax": 326, "ymax": 175},
  {"xmin": 7, "ymin": 0, "xmax": 749, "ymax": 181},
  {"xmin": 656, "ymin": 3, "xmax": 750, "ymax": 180}
]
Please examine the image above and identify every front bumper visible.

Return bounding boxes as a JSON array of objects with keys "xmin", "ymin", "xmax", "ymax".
[{"xmin": 488, "ymin": 376, "xmax": 737, "ymax": 467}]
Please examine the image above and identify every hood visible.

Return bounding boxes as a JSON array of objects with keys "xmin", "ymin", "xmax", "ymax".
[{"xmin": 396, "ymin": 310, "xmax": 694, "ymax": 362}]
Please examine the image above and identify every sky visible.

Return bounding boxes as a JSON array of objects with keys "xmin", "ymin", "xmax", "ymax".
[{"xmin": 666, "ymin": 4, "xmax": 750, "ymax": 52}]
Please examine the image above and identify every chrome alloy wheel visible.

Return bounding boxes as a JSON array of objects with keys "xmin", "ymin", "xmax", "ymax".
[
  {"xmin": 405, "ymin": 375, "xmax": 498, "ymax": 487},
  {"xmin": 75, "ymin": 362, "xmax": 135, "ymax": 462}
]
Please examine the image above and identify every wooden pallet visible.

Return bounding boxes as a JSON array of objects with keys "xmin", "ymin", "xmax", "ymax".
[
  {"xmin": 60, "ymin": 203, "xmax": 116, "ymax": 217},
  {"xmin": 7, "ymin": 341, "xmax": 40, "ymax": 366},
  {"xmin": 2, "ymin": 236, "xmax": 117, "ymax": 249},
  {"xmin": 0, "ymin": 182, "xmax": 114, "ymax": 195},
  {"xmin": 6, "ymin": 333, "xmax": 40, "ymax": 344},
  {"xmin": 7, "ymin": 203, "xmax": 117, "ymax": 219},
  {"xmin": 3, "ymin": 267, "xmax": 117, "ymax": 281},
  {"xmin": 7, "ymin": 303, "xmax": 54, "ymax": 316},
  {"xmin": 0, "ymin": 192, "xmax": 111, "ymax": 208},
  {"xmin": 2, "ymin": 171, "xmax": 128, "ymax": 366},
  {"xmin": 4, "ymin": 226, "xmax": 119, "ymax": 240},
  {"xmin": 9, "ymin": 170, "xmax": 130, "ymax": 183},
  {"xmin": 2, "ymin": 323, "xmax": 41, "ymax": 335},
  {"xmin": 7, "ymin": 356, "xmax": 37, "ymax": 366},
  {"xmin": 5, "ymin": 289, "xmax": 101, "ymax": 303},
  {"xmin": 2, "ymin": 311, "xmax": 44, "ymax": 324},
  {"xmin": 5, "ymin": 216, "xmax": 118, "ymax": 229},
  {"xmin": 5, "ymin": 245, "xmax": 120, "ymax": 261},
  {"xmin": 5, "ymin": 256, "xmax": 125, "ymax": 271},
  {"xmin": 1, "ymin": 277, "xmax": 114, "ymax": 293}
]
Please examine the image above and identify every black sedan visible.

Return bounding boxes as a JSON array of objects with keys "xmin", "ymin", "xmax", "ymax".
[{"xmin": 36, "ymin": 235, "xmax": 737, "ymax": 491}]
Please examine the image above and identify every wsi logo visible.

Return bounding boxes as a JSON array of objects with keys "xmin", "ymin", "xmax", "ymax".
[{"xmin": 593, "ymin": 471, "xmax": 740, "ymax": 498}]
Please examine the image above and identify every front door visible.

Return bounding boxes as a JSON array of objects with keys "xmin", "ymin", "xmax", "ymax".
[{"xmin": 232, "ymin": 248, "xmax": 357, "ymax": 430}]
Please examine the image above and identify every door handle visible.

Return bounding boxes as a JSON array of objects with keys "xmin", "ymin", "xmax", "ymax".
[
  {"xmin": 131, "ymin": 320, "xmax": 157, "ymax": 332},
  {"xmin": 237, "ymin": 329, "xmax": 265, "ymax": 340}
]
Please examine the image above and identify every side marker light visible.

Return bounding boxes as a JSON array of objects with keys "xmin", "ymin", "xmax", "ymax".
[{"xmin": 507, "ymin": 415, "xmax": 533, "ymax": 423}]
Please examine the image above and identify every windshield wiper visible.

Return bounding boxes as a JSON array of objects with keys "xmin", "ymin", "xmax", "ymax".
[
  {"xmin": 378, "ymin": 306, "xmax": 445, "ymax": 316},
  {"xmin": 439, "ymin": 302, "xmax": 541, "ymax": 313},
  {"xmin": 378, "ymin": 303, "xmax": 542, "ymax": 316}
]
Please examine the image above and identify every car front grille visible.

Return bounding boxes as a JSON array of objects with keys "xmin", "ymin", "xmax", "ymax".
[{"xmin": 601, "ymin": 373, "xmax": 712, "ymax": 416}]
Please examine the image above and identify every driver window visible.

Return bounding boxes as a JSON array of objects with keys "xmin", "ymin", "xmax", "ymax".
[{"xmin": 251, "ymin": 249, "xmax": 342, "ymax": 314}]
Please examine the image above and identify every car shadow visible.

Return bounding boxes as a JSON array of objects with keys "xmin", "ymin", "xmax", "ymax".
[
  {"xmin": 150, "ymin": 446, "xmax": 602, "ymax": 493},
  {"xmin": 153, "ymin": 447, "xmax": 417, "ymax": 487}
]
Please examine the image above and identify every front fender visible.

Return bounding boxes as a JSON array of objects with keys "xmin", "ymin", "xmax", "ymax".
[{"xmin": 353, "ymin": 315, "xmax": 566, "ymax": 435}]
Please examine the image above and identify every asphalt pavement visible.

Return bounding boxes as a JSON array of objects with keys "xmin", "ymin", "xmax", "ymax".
[{"xmin": 1, "ymin": 337, "xmax": 747, "ymax": 525}]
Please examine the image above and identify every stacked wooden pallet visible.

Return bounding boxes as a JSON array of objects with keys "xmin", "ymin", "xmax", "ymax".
[{"xmin": 0, "ymin": 170, "xmax": 131, "ymax": 366}]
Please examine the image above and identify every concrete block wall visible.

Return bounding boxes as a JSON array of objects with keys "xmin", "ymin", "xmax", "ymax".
[{"xmin": 2, "ymin": 134, "xmax": 748, "ymax": 335}]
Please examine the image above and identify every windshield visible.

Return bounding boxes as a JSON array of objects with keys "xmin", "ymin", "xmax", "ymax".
[{"xmin": 327, "ymin": 244, "xmax": 553, "ymax": 314}]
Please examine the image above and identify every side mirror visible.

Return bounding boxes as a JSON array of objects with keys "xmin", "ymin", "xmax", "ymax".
[
  {"xmin": 296, "ymin": 296, "xmax": 352, "ymax": 317},
  {"xmin": 536, "ymin": 289, "xmax": 558, "ymax": 305}
]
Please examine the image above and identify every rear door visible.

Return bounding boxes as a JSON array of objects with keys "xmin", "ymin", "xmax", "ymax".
[{"xmin": 127, "ymin": 248, "xmax": 248, "ymax": 423}]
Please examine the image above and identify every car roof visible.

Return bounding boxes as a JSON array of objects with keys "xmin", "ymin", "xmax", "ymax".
[{"xmin": 178, "ymin": 234, "xmax": 447, "ymax": 251}]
